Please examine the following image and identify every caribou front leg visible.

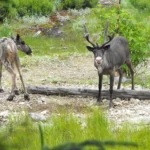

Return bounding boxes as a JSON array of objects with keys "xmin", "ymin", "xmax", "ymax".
[
  {"xmin": 109, "ymin": 74, "xmax": 114, "ymax": 108},
  {"xmin": 15, "ymin": 58, "xmax": 30, "ymax": 100},
  {"xmin": 97, "ymin": 73, "xmax": 103, "ymax": 103}
]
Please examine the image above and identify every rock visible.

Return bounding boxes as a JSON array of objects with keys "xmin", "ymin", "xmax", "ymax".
[
  {"xmin": 130, "ymin": 98, "xmax": 140, "ymax": 104},
  {"xmin": 0, "ymin": 110, "xmax": 9, "ymax": 118},
  {"xmin": 33, "ymin": 30, "xmax": 41, "ymax": 37},
  {"xmin": 99, "ymin": 0, "xmax": 119, "ymax": 6},
  {"xmin": 56, "ymin": 13, "xmax": 70, "ymax": 23},
  {"xmin": 0, "ymin": 110, "xmax": 9, "ymax": 125},
  {"xmin": 129, "ymin": 117, "xmax": 150, "ymax": 125},
  {"xmin": 47, "ymin": 27, "xmax": 63, "ymax": 37},
  {"xmin": 29, "ymin": 110, "xmax": 49, "ymax": 121}
]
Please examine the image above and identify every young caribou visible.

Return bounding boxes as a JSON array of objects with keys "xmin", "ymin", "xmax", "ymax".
[{"xmin": 0, "ymin": 34, "xmax": 32, "ymax": 101}]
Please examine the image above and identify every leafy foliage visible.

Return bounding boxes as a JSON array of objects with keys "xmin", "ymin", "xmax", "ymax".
[
  {"xmin": 0, "ymin": 0, "xmax": 13, "ymax": 21},
  {"xmin": 11, "ymin": 0, "xmax": 54, "ymax": 17},
  {"xmin": 84, "ymin": 5, "xmax": 150, "ymax": 70},
  {"xmin": 0, "ymin": 18, "xmax": 12, "ymax": 37},
  {"xmin": 130, "ymin": 0, "xmax": 150, "ymax": 13},
  {"xmin": 0, "ymin": 0, "xmax": 99, "ymax": 20},
  {"xmin": 58, "ymin": 0, "xmax": 99, "ymax": 9}
]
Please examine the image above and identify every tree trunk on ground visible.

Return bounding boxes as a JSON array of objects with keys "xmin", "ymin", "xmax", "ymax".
[{"xmin": 27, "ymin": 86, "xmax": 150, "ymax": 100}]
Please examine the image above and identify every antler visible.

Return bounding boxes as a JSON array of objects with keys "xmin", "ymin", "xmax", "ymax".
[
  {"xmin": 83, "ymin": 22, "xmax": 96, "ymax": 47},
  {"xmin": 100, "ymin": 35, "xmax": 112, "ymax": 48},
  {"xmin": 104, "ymin": 20, "xmax": 109, "ymax": 42},
  {"xmin": 101, "ymin": 20, "xmax": 114, "ymax": 48}
]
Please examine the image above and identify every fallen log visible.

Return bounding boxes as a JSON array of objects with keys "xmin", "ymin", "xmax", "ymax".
[{"xmin": 27, "ymin": 86, "xmax": 150, "ymax": 100}]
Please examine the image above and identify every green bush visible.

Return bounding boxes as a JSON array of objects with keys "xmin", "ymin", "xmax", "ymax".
[
  {"xmin": 85, "ymin": 5, "xmax": 150, "ymax": 70},
  {"xmin": 11, "ymin": 0, "xmax": 54, "ymax": 17},
  {"xmin": 0, "ymin": 18, "xmax": 12, "ymax": 37},
  {"xmin": 0, "ymin": 0, "xmax": 12, "ymax": 21},
  {"xmin": 130, "ymin": 0, "xmax": 150, "ymax": 12},
  {"xmin": 0, "ymin": 0, "xmax": 99, "ymax": 20},
  {"xmin": 83, "ymin": 0, "xmax": 99, "ymax": 8},
  {"xmin": 60, "ymin": 0, "xmax": 99, "ymax": 9}
]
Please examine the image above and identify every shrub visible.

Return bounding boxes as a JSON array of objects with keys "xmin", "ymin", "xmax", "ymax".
[
  {"xmin": 130, "ymin": 0, "xmax": 150, "ymax": 12},
  {"xmin": 12, "ymin": 0, "xmax": 55, "ymax": 17},
  {"xmin": 0, "ymin": 0, "xmax": 12, "ymax": 21},
  {"xmin": 0, "ymin": 18, "xmax": 12, "ymax": 37},
  {"xmin": 57, "ymin": 0, "xmax": 99, "ymax": 10},
  {"xmin": 21, "ymin": 15, "xmax": 49, "ymax": 25},
  {"xmin": 83, "ymin": 0, "xmax": 99, "ymax": 8},
  {"xmin": 85, "ymin": 5, "xmax": 150, "ymax": 71},
  {"xmin": 0, "ymin": 0, "xmax": 99, "ymax": 20}
]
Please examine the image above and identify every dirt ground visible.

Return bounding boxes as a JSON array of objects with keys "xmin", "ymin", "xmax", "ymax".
[{"xmin": 0, "ymin": 55, "xmax": 150, "ymax": 126}]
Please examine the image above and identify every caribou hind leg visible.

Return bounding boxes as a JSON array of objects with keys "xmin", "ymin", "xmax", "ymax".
[
  {"xmin": 117, "ymin": 67, "xmax": 123, "ymax": 89},
  {"xmin": 125, "ymin": 59, "xmax": 134, "ymax": 90},
  {"xmin": 14, "ymin": 55, "xmax": 30, "ymax": 100},
  {"xmin": 11, "ymin": 62, "xmax": 20, "ymax": 95},
  {"xmin": 109, "ymin": 73, "xmax": 114, "ymax": 108}
]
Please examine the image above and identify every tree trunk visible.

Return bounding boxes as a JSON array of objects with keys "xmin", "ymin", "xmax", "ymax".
[{"xmin": 27, "ymin": 86, "xmax": 150, "ymax": 100}]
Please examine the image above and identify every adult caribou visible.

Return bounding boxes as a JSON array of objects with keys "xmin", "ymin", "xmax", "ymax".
[
  {"xmin": 0, "ymin": 34, "xmax": 32, "ymax": 101},
  {"xmin": 83, "ymin": 23, "xmax": 134, "ymax": 107}
]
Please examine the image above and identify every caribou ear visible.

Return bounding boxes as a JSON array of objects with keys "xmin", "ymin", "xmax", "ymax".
[
  {"xmin": 86, "ymin": 46, "xmax": 94, "ymax": 52},
  {"xmin": 16, "ymin": 34, "xmax": 20, "ymax": 41},
  {"xmin": 103, "ymin": 44, "xmax": 110, "ymax": 50}
]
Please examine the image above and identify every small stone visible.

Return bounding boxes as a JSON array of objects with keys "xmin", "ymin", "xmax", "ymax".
[
  {"xmin": 0, "ymin": 110, "xmax": 9, "ymax": 118},
  {"xmin": 19, "ymin": 102, "xmax": 26, "ymax": 105},
  {"xmin": 130, "ymin": 98, "xmax": 140, "ymax": 103},
  {"xmin": 29, "ymin": 112, "xmax": 49, "ymax": 121}
]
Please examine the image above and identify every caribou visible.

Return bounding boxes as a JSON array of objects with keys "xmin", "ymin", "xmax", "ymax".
[
  {"xmin": 84, "ymin": 23, "xmax": 134, "ymax": 107},
  {"xmin": 0, "ymin": 34, "xmax": 32, "ymax": 101}
]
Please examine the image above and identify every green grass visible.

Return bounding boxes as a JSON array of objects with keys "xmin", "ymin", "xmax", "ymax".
[
  {"xmin": 135, "ymin": 73, "xmax": 150, "ymax": 88},
  {"xmin": 18, "ymin": 22, "xmax": 87, "ymax": 58},
  {"xmin": 0, "ymin": 109, "xmax": 150, "ymax": 150}
]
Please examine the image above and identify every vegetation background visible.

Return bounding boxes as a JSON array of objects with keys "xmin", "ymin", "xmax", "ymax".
[{"xmin": 0, "ymin": 0, "xmax": 150, "ymax": 149}]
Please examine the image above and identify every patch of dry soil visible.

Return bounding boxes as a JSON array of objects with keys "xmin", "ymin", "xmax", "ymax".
[{"xmin": 0, "ymin": 56, "xmax": 150, "ymax": 126}]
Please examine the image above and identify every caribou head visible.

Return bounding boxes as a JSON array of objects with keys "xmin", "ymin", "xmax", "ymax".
[
  {"xmin": 83, "ymin": 22, "xmax": 112, "ymax": 73},
  {"xmin": 12, "ymin": 34, "xmax": 32, "ymax": 55}
]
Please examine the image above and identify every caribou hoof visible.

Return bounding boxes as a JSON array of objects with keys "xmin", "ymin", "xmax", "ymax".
[
  {"xmin": 0, "ymin": 88, "xmax": 4, "ymax": 93},
  {"xmin": 14, "ymin": 89, "xmax": 19, "ymax": 95},
  {"xmin": 7, "ymin": 95, "xmax": 15, "ymax": 101},
  {"xmin": 96, "ymin": 100, "xmax": 103, "ymax": 106},
  {"xmin": 109, "ymin": 102, "xmax": 114, "ymax": 108},
  {"xmin": 24, "ymin": 94, "xmax": 30, "ymax": 100}
]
